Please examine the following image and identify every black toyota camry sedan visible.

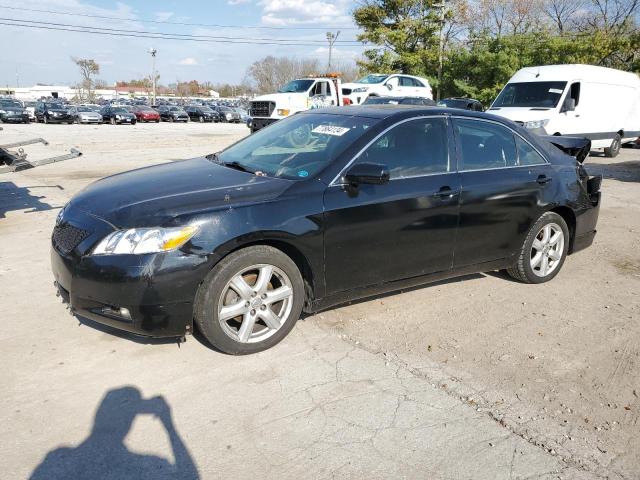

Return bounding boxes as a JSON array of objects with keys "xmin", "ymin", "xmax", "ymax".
[{"xmin": 51, "ymin": 106, "xmax": 601, "ymax": 354}]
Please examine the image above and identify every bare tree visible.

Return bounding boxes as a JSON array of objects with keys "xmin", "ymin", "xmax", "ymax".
[
  {"xmin": 246, "ymin": 56, "xmax": 321, "ymax": 94},
  {"xmin": 586, "ymin": 0, "xmax": 640, "ymax": 33},
  {"xmin": 71, "ymin": 57, "xmax": 100, "ymax": 102},
  {"xmin": 544, "ymin": 0, "xmax": 585, "ymax": 32}
]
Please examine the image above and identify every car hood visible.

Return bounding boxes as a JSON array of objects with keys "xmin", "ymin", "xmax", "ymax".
[
  {"xmin": 341, "ymin": 82, "xmax": 371, "ymax": 90},
  {"xmin": 487, "ymin": 107, "xmax": 555, "ymax": 123},
  {"xmin": 67, "ymin": 157, "xmax": 293, "ymax": 228}
]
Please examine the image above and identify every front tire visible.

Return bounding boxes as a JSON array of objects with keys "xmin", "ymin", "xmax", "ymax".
[
  {"xmin": 195, "ymin": 245, "xmax": 304, "ymax": 355},
  {"xmin": 507, "ymin": 212, "xmax": 569, "ymax": 284},
  {"xmin": 604, "ymin": 133, "xmax": 621, "ymax": 158}
]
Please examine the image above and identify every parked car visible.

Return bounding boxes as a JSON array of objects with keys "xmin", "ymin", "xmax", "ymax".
[
  {"xmin": 342, "ymin": 73, "xmax": 433, "ymax": 105},
  {"xmin": 185, "ymin": 105, "xmax": 219, "ymax": 123},
  {"xmin": 99, "ymin": 106, "xmax": 137, "ymax": 125},
  {"xmin": 23, "ymin": 101, "xmax": 37, "ymax": 122},
  {"xmin": 437, "ymin": 97, "xmax": 484, "ymax": 111},
  {"xmin": 0, "ymin": 98, "xmax": 29, "ymax": 123},
  {"xmin": 51, "ymin": 106, "xmax": 601, "ymax": 354},
  {"xmin": 489, "ymin": 64, "xmax": 640, "ymax": 157},
  {"xmin": 363, "ymin": 96, "xmax": 436, "ymax": 106},
  {"xmin": 69, "ymin": 105, "xmax": 103, "ymax": 124},
  {"xmin": 157, "ymin": 106, "xmax": 189, "ymax": 122},
  {"xmin": 131, "ymin": 106, "xmax": 161, "ymax": 123},
  {"xmin": 234, "ymin": 107, "xmax": 250, "ymax": 123},
  {"xmin": 215, "ymin": 105, "xmax": 241, "ymax": 123},
  {"xmin": 35, "ymin": 101, "xmax": 74, "ymax": 124}
]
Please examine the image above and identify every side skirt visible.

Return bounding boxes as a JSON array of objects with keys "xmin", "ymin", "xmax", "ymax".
[{"xmin": 308, "ymin": 258, "xmax": 512, "ymax": 313}]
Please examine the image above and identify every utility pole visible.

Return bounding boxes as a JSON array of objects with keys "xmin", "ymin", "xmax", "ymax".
[
  {"xmin": 435, "ymin": 1, "xmax": 446, "ymax": 101},
  {"xmin": 326, "ymin": 31, "xmax": 340, "ymax": 71},
  {"xmin": 150, "ymin": 48, "xmax": 157, "ymax": 105}
]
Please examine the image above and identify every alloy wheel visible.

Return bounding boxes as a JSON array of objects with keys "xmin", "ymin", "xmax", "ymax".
[
  {"xmin": 218, "ymin": 264, "xmax": 294, "ymax": 343},
  {"xmin": 530, "ymin": 223, "xmax": 564, "ymax": 277}
]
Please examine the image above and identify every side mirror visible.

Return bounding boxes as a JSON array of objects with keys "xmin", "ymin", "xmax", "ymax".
[
  {"xmin": 385, "ymin": 83, "xmax": 393, "ymax": 91},
  {"xmin": 562, "ymin": 98, "xmax": 576, "ymax": 113},
  {"xmin": 344, "ymin": 162, "xmax": 390, "ymax": 185}
]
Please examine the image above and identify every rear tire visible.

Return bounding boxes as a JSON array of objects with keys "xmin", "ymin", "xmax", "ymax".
[
  {"xmin": 507, "ymin": 212, "xmax": 569, "ymax": 284},
  {"xmin": 604, "ymin": 133, "xmax": 621, "ymax": 158},
  {"xmin": 195, "ymin": 245, "xmax": 304, "ymax": 355}
]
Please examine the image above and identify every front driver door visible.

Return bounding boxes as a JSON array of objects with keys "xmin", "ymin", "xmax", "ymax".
[{"xmin": 323, "ymin": 116, "xmax": 460, "ymax": 295}]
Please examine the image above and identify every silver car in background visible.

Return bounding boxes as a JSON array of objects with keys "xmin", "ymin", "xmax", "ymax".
[{"xmin": 70, "ymin": 105, "xmax": 103, "ymax": 124}]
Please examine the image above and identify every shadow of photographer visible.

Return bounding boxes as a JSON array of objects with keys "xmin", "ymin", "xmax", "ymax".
[{"xmin": 30, "ymin": 386, "xmax": 199, "ymax": 480}]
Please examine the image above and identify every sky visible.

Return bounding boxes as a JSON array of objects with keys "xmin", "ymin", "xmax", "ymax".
[{"xmin": 0, "ymin": 0, "xmax": 365, "ymax": 87}]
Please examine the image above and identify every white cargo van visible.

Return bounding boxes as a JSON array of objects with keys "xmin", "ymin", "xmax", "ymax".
[{"xmin": 489, "ymin": 64, "xmax": 640, "ymax": 157}]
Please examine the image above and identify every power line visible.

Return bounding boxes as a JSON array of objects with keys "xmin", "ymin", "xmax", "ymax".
[
  {"xmin": 0, "ymin": 18, "xmax": 365, "ymax": 46},
  {"xmin": 0, "ymin": 4, "xmax": 359, "ymax": 31}
]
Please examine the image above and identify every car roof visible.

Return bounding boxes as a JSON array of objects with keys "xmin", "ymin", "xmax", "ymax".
[{"xmin": 300, "ymin": 105, "xmax": 499, "ymax": 122}]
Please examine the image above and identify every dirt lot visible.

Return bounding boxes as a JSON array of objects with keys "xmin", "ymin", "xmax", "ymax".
[{"xmin": 1, "ymin": 121, "xmax": 638, "ymax": 479}]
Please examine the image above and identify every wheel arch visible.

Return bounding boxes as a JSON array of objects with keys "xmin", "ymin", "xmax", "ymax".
[{"xmin": 548, "ymin": 206, "xmax": 576, "ymax": 253}]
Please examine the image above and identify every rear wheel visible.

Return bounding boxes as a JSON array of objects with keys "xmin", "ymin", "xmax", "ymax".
[
  {"xmin": 604, "ymin": 133, "xmax": 621, "ymax": 158},
  {"xmin": 507, "ymin": 212, "xmax": 569, "ymax": 284},
  {"xmin": 195, "ymin": 245, "xmax": 304, "ymax": 354}
]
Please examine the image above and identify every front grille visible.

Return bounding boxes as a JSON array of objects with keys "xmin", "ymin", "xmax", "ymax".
[
  {"xmin": 250, "ymin": 101, "xmax": 275, "ymax": 117},
  {"xmin": 52, "ymin": 223, "xmax": 89, "ymax": 254}
]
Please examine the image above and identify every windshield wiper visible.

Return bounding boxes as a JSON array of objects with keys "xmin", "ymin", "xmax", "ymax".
[{"xmin": 222, "ymin": 161, "xmax": 254, "ymax": 174}]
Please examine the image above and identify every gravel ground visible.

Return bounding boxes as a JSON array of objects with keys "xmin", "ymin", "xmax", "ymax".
[{"xmin": 0, "ymin": 121, "xmax": 638, "ymax": 479}]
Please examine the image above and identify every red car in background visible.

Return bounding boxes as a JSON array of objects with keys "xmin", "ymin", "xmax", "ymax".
[{"xmin": 131, "ymin": 106, "xmax": 160, "ymax": 123}]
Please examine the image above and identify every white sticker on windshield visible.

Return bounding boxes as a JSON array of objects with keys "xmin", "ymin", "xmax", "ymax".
[
  {"xmin": 312, "ymin": 125, "xmax": 350, "ymax": 136},
  {"xmin": 548, "ymin": 88, "xmax": 563, "ymax": 94}
]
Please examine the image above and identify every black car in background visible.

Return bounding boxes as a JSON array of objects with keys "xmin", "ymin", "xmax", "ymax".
[
  {"xmin": 0, "ymin": 98, "xmax": 29, "ymax": 123},
  {"xmin": 363, "ymin": 96, "xmax": 436, "ymax": 106},
  {"xmin": 99, "ymin": 106, "xmax": 137, "ymax": 125},
  {"xmin": 52, "ymin": 106, "xmax": 601, "ymax": 355},
  {"xmin": 185, "ymin": 105, "xmax": 219, "ymax": 123},
  {"xmin": 35, "ymin": 101, "xmax": 74, "ymax": 124},
  {"xmin": 156, "ymin": 106, "xmax": 189, "ymax": 122},
  {"xmin": 214, "ymin": 105, "xmax": 241, "ymax": 123},
  {"xmin": 438, "ymin": 97, "xmax": 484, "ymax": 111}
]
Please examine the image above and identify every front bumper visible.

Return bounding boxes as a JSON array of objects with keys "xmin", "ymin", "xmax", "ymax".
[
  {"xmin": 79, "ymin": 117, "xmax": 102, "ymax": 124},
  {"xmin": 1, "ymin": 113, "xmax": 29, "ymax": 123},
  {"xmin": 47, "ymin": 114, "xmax": 74, "ymax": 123},
  {"xmin": 50, "ymin": 208, "xmax": 209, "ymax": 338},
  {"xmin": 249, "ymin": 117, "xmax": 278, "ymax": 131}
]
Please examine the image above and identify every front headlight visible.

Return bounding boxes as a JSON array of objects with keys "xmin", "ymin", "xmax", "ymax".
[
  {"xmin": 92, "ymin": 226, "xmax": 199, "ymax": 255},
  {"xmin": 352, "ymin": 87, "xmax": 368, "ymax": 93},
  {"xmin": 524, "ymin": 119, "xmax": 550, "ymax": 130},
  {"xmin": 0, "ymin": 109, "xmax": 5, "ymax": 114},
  {"xmin": 115, "ymin": 114, "xmax": 122, "ymax": 119},
  {"xmin": 277, "ymin": 109, "xmax": 290, "ymax": 116}
]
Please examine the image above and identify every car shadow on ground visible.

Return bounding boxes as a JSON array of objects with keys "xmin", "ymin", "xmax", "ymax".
[
  {"xmin": 0, "ymin": 181, "xmax": 64, "ymax": 219},
  {"xmin": 28, "ymin": 386, "xmax": 200, "ymax": 480}
]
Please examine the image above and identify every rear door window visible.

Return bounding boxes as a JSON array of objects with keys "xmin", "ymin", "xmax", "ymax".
[{"xmin": 516, "ymin": 136, "xmax": 547, "ymax": 166}]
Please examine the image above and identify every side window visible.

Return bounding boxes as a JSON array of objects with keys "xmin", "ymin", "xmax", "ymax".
[
  {"xmin": 356, "ymin": 118, "xmax": 449, "ymax": 179},
  {"xmin": 516, "ymin": 136, "xmax": 546, "ymax": 166},
  {"xmin": 310, "ymin": 82, "xmax": 330, "ymax": 97},
  {"xmin": 400, "ymin": 76, "xmax": 417, "ymax": 87},
  {"xmin": 454, "ymin": 119, "xmax": 517, "ymax": 170}
]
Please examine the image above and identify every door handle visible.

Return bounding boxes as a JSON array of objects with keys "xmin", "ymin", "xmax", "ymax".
[
  {"xmin": 433, "ymin": 186, "xmax": 460, "ymax": 199},
  {"xmin": 536, "ymin": 175, "xmax": 552, "ymax": 185}
]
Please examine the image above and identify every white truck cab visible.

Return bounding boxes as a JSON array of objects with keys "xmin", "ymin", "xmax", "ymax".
[
  {"xmin": 489, "ymin": 64, "xmax": 640, "ymax": 157},
  {"xmin": 248, "ymin": 75, "xmax": 344, "ymax": 133},
  {"xmin": 341, "ymin": 73, "xmax": 433, "ymax": 105}
]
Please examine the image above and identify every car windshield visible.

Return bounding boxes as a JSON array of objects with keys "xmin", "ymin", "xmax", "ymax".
[
  {"xmin": 493, "ymin": 81, "xmax": 567, "ymax": 108},
  {"xmin": 138, "ymin": 107, "xmax": 155, "ymax": 112},
  {"xmin": 217, "ymin": 113, "xmax": 378, "ymax": 180},
  {"xmin": 200, "ymin": 107, "xmax": 213, "ymax": 112},
  {"xmin": 112, "ymin": 107, "xmax": 128, "ymax": 113},
  {"xmin": 355, "ymin": 74, "xmax": 389, "ymax": 84},
  {"xmin": 77, "ymin": 107, "xmax": 93, "ymax": 112},
  {"xmin": 219, "ymin": 106, "xmax": 232, "ymax": 112},
  {"xmin": 437, "ymin": 99, "xmax": 469, "ymax": 109},
  {"xmin": 169, "ymin": 107, "xmax": 183, "ymax": 112},
  {"xmin": 45, "ymin": 103, "xmax": 64, "ymax": 109},
  {"xmin": 277, "ymin": 79, "xmax": 314, "ymax": 93},
  {"xmin": 0, "ymin": 100, "xmax": 21, "ymax": 108}
]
